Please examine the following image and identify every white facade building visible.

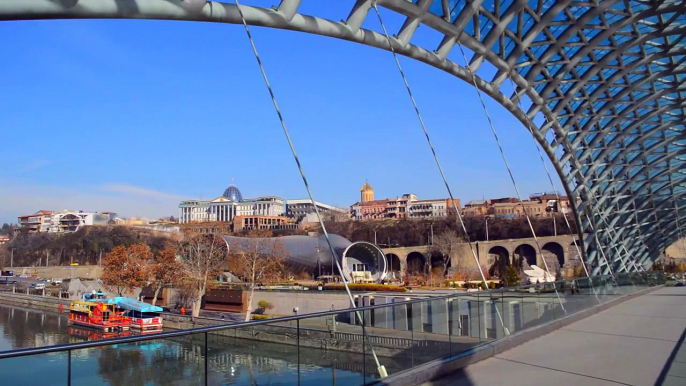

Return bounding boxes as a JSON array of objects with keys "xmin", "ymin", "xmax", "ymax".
[
  {"xmin": 179, "ymin": 197, "xmax": 238, "ymax": 224},
  {"xmin": 407, "ymin": 199, "xmax": 448, "ymax": 218},
  {"xmin": 18, "ymin": 210, "xmax": 116, "ymax": 233},
  {"xmin": 178, "ymin": 185, "xmax": 286, "ymax": 224},
  {"xmin": 48, "ymin": 211, "xmax": 114, "ymax": 233},
  {"xmin": 238, "ymin": 196, "xmax": 285, "ymax": 217},
  {"xmin": 286, "ymin": 199, "xmax": 347, "ymax": 219}
]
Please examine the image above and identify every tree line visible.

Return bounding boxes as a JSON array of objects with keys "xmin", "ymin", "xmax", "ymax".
[
  {"xmin": 0, "ymin": 226, "xmax": 169, "ymax": 267},
  {"xmin": 102, "ymin": 230, "xmax": 288, "ymax": 320},
  {"xmin": 0, "ymin": 223, "xmax": 14, "ymax": 236},
  {"xmin": 323, "ymin": 215, "xmax": 577, "ymax": 248}
]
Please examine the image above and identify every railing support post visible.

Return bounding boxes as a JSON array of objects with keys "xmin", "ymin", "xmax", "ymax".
[
  {"xmin": 297, "ymin": 319, "xmax": 300, "ymax": 385},
  {"xmin": 67, "ymin": 349, "xmax": 71, "ymax": 386},
  {"xmin": 204, "ymin": 332, "xmax": 208, "ymax": 386}
]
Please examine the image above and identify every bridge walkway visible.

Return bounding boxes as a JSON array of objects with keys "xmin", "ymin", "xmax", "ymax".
[{"xmin": 423, "ymin": 286, "xmax": 686, "ymax": 386}]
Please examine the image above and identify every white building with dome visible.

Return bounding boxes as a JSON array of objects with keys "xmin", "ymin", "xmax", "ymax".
[{"xmin": 178, "ymin": 184, "xmax": 285, "ymax": 224}]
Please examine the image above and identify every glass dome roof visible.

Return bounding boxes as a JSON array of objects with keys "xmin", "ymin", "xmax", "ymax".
[{"xmin": 222, "ymin": 184, "xmax": 243, "ymax": 202}]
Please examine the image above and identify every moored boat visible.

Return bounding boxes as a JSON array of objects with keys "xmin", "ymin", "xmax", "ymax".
[
  {"xmin": 106, "ymin": 297, "xmax": 164, "ymax": 332},
  {"xmin": 68, "ymin": 301, "xmax": 131, "ymax": 331}
]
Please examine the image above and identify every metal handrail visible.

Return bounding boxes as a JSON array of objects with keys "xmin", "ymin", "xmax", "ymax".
[{"xmin": 0, "ymin": 271, "xmax": 653, "ymax": 359}]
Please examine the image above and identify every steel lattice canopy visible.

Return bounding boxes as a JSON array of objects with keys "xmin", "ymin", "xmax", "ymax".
[{"xmin": 1, "ymin": 0, "xmax": 684, "ymax": 273}]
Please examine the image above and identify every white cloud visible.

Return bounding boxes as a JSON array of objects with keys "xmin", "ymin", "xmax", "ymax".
[
  {"xmin": 101, "ymin": 184, "xmax": 184, "ymax": 201},
  {"xmin": 0, "ymin": 182, "xmax": 182, "ymax": 223},
  {"xmin": 14, "ymin": 160, "xmax": 52, "ymax": 174}
]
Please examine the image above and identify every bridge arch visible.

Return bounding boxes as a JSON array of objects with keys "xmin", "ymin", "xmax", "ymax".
[
  {"xmin": 487, "ymin": 246, "xmax": 509, "ymax": 266},
  {"xmin": 385, "ymin": 253, "xmax": 401, "ymax": 281},
  {"xmin": 406, "ymin": 251, "xmax": 426, "ymax": 275},
  {"xmin": 513, "ymin": 244, "xmax": 537, "ymax": 267},
  {"xmin": 2, "ymin": 1, "xmax": 683, "ymax": 271},
  {"xmin": 542, "ymin": 242, "xmax": 565, "ymax": 269}
]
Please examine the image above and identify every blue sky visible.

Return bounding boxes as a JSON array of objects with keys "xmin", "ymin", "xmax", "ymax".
[{"xmin": 0, "ymin": 4, "xmax": 564, "ymax": 223}]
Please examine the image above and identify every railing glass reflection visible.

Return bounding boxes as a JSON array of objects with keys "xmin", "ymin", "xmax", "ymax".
[{"xmin": 0, "ymin": 272, "xmax": 665, "ymax": 385}]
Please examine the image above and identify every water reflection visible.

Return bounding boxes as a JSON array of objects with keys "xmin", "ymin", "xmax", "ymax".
[{"xmin": 0, "ymin": 304, "xmax": 402, "ymax": 385}]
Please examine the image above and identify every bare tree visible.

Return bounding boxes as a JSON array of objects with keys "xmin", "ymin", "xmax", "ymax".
[
  {"xmin": 431, "ymin": 230, "xmax": 462, "ymax": 277},
  {"xmin": 178, "ymin": 234, "xmax": 227, "ymax": 317},
  {"xmin": 226, "ymin": 230, "xmax": 288, "ymax": 322}
]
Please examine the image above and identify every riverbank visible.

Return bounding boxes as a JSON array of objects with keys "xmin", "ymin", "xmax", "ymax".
[{"xmin": 0, "ymin": 291, "xmax": 458, "ymax": 360}]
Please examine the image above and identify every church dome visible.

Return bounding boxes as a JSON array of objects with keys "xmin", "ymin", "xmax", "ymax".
[
  {"xmin": 222, "ymin": 184, "xmax": 243, "ymax": 202},
  {"xmin": 361, "ymin": 181, "xmax": 373, "ymax": 192}
]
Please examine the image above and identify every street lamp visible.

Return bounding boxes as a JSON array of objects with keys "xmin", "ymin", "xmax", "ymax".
[
  {"xmin": 10, "ymin": 248, "xmax": 15, "ymax": 267},
  {"xmin": 485, "ymin": 217, "xmax": 489, "ymax": 241}
]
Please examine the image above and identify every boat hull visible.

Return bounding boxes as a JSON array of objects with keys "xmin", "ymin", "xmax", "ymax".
[
  {"xmin": 129, "ymin": 317, "xmax": 163, "ymax": 332},
  {"xmin": 69, "ymin": 319, "xmax": 129, "ymax": 332}
]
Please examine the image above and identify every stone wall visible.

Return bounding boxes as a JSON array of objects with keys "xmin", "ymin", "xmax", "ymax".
[
  {"xmin": 249, "ymin": 290, "xmax": 352, "ymax": 315},
  {"xmin": 10, "ymin": 266, "xmax": 102, "ymax": 280}
]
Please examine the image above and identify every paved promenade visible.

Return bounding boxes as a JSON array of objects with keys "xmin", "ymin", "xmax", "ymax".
[{"xmin": 424, "ymin": 286, "xmax": 686, "ymax": 386}]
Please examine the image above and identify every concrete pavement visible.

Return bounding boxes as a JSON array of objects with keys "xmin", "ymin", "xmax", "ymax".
[{"xmin": 423, "ymin": 286, "xmax": 686, "ymax": 386}]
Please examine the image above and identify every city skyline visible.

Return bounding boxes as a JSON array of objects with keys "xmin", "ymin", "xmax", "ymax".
[
  {"xmin": 0, "ymin": 9, "xmax": 564, "ymax": 224},
  {"xmin": 3, "ymin": 178, "xmax": 564, "ymax": 225}
]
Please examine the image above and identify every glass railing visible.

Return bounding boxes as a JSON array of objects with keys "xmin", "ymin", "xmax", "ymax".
[{"xmin": 0, "ymin": 271, "xmax": 664, "ymax": 385}]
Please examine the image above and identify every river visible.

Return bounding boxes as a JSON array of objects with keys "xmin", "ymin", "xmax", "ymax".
[{"xmin": 0, "ymin": 303, "xmax": 403, "ymax": 385}]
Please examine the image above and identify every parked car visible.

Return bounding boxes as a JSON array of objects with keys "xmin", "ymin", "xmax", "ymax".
[
  {"xmin": 31, "ymin": 283, "xmax": 46, "ymax": 290},
  {"xmin": 52, "ymin": 278, "xmax": 63, "ymax": 285}
]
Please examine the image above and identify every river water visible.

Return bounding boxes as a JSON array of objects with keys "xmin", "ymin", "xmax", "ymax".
[{"xmin": 0, "ymin": 303, "xmax": 398, "ymax": 385}]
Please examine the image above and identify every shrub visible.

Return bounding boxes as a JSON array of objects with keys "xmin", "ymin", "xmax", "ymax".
[
  {"xmin": 252, "ymin": 314, "xmax": 269, "ymax": 320},
  {"xmin": 257, "ymin": 300, "xmax": 274, "ymax": 310}
]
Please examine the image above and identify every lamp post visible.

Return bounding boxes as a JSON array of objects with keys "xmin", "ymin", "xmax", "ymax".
[
  {"xmin": 11, "ymin": 248, "xmax": 15, "ymax": 268},
  {"xmin": 430, "ymin": 223, "xmax": 434, "ymax": 245},
  {"xmin": 553, "ymin": 216, "xmax": 557, "ymax": 236},
  {"xmin": 485, "ymin": 217, "xmax": 489, "ymax": 241}
]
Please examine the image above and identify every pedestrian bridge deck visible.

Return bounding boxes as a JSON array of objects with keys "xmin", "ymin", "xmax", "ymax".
[{"xmin": 425, "ymin": 286, "xmax": 686, "ymax": 386}]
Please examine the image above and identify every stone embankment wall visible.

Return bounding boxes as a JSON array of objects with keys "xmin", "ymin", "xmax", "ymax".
[
  {"xmin": 0, "ymin": 292, "xmax": 442, "ymax": 359},
  {"xmin": 10, "ymin": 266, "xmax": 102, "ymax": 279},
  {"xmin": 0, "ymin": 291, "xmax": 69, "ymax": 311},
  {"xmin": 249, "ymin": 290, "xmax": 352, "ymax": 315}
]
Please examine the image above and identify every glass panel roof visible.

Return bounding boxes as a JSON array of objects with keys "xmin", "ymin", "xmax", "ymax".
[{"xmin": 418, "ymin": 0, "xmax": 685, "ymax": 265}]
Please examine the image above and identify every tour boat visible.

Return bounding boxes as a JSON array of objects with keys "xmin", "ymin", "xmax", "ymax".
[
  {"xmin": 106, "ymin": 297, "xmax": 164, "ymax": 333},
  {"xmin": 81, "ymin": 291, "xmax": 107, "ymax": 302},
  {"xmin": 68, "ymin": 300, "xmax": 131, "ymax": 331}
]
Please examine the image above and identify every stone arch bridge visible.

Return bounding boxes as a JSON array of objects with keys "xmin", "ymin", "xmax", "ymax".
[{"xmin": 381, "ymin": 234, "xmax": 579, "ymax": 278}]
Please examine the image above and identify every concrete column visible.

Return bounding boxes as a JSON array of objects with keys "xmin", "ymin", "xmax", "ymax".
[
  {"xmin": 362, "ymin": 296, "xmax": 372, "ymax": 326},
  {"xmin": 409, "ymin": 301, "xmax": 423, "ymax": 331},
  {"xmin": 429, "ymin": 299, "xmax": 449, "ymax": 335},
  {"xmin": 391, "ymin": 297, "xmax": 409, "ymax": 330},
  {"xmin": 373, "ymin": 296, "xmax": 389, "ymax": 329},
  {"xmin": 400, "ymin": 254, "xmax": 408, "ymax": 280}
]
